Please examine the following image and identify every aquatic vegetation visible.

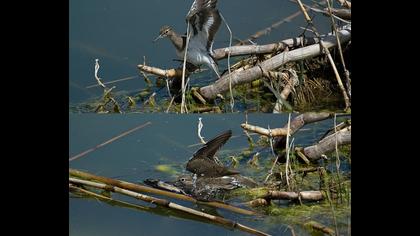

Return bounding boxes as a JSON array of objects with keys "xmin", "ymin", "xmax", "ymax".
[{"xmin": 154, "ymin": 164, "xmax": 178, "ymax": 175}]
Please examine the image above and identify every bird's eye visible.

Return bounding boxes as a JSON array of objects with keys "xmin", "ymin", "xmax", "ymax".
[{"xmin": 181, "ymin": 178, "xmax": 185, "ymax": 182}]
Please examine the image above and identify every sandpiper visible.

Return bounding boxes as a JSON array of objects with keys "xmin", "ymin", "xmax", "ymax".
[
  {"xmin": 153, "ymin": 0, "xmax": 222, "ymax": 78},
  {"xmin": 173, "ymin": 174, "xmax": 258, "ymax": 201},
  {"xmin": 186, "ymin": 130, "xmax": 239, "ymax": 177},
  {"xmin": 144, "ymin": 130, "xmax": 259, "ymax": 201}
]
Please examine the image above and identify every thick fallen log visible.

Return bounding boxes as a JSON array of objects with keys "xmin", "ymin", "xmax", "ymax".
[
  {"xmin": 217, "ymin": 34, "xmax": 333, "ymax": 61},
  {"xmin": 302, "ymin": 126, "xmax": 351, "ymax": 161},
  {"xmin": 213, "ymin": 42, "xmax": 287, "ymax": 60},
  {"xmin": 240, "ymin": 112, "xmax": 350, "ymax": 164},
  {"xmin": 274, "ymin": 112, "xmax": 333, "ymax": 147},
  {"xmin": 199, "ymin": 25, "xmax": 351, "ymax": 100},
  {"xmin": 241, "ymin": 112, "xmax": 333, "ymax": 138},
  {"xmin": 138, "ymin": 36, "xmax": 324, "ymax": 79}
]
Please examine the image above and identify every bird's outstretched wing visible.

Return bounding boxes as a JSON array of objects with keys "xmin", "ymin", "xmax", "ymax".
[
  {"xmin": 186, "ymin": 0, "xmax": 218, "ymax": 20},
  {"xmin": 190, "ymin": 130, "xmax": 232, "ymax": 164},
  {"xmin": 186, "ymin": 0, "xmax": 221, "ymax": 52}
]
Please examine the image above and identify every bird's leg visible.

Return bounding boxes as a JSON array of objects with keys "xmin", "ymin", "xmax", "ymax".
[{"xmin": 210, "ymin": 62, "xmax": 222, "ymax": 80}]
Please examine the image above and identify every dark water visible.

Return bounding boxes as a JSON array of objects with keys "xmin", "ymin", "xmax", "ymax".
[
  {"xmin": 69, "ymin": 1, "xmax": 350, "ymax": 234},
  {"xmin": 69, "ymin": 113, "xmax": 349, "ymax": 236},
  {"xmin": 70, "ymin": 0, "xmax": 332, "ymax": 105}
]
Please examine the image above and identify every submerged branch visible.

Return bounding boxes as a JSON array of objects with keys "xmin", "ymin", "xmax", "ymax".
[
  {"xmin": 69, "ymin": 168, "xmax": 256, "ymax": 216},
  {"xmin": 69, "ymin": 183, "xmax": 151, "ymax": 211},
  {"xmin": 69, "ymin": 178, "xmax": 270, "ymax": 236}
]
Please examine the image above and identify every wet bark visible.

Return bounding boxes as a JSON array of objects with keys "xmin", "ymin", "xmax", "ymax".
[
  {"xmin": 305, "ymin": 221, "xmax": 336, "ymax": 235},
  {"xmin": 198, "ymin": 26, "xmax": 351, "ymax": 100},
  {"xmin": 265, "ymin": 190, "xmax": 324, "ymax": 201},
  {"xmin": 213, "ymin": 36, "xmax": 321, "ymax": 60},
  {"xmin": 274, "ymin": 112, "xmax": 333, "ymax": 148},
  {"xmin": 324, "ymin": 8, "xmax": 351, "ymax": 20},
  {"xmin": 245, "ymin": 190, "xmax": 324, "ymax": 207},
  {"xmin": 303, "ymin": 126, "xmax": 351, "ymax": 161}
]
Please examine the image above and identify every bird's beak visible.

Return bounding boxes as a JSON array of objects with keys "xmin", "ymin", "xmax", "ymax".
[{"xmin": 153, "ymin": 34, "xmax": 164, "ymax": 43}]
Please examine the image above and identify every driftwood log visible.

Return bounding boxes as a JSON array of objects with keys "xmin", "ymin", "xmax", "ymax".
[
  {"xmin": 274, "ymin": 112, "xmax": 333, "ymax": 148},
  {"xmin": 213, "ymin": 35, "xmax": 321, "ymax": 60},
  {"xmin": 198, "ymin": 25, "xmax": 351, "ymax": 100},
  {"xmin": 240, "ymin": 112, "xmax": 350, "ymax": 163},
  {"xmin": 241, "ymin": 112, "xmax": 332, "ymax": 138},
  {"xmin": 137, "ymin": 35, "xmax": 327, "ymax": 79},
  {"xmin": 265, "ymin": 190, "xmax": 324, "ymax": 201},
  {"xmin": 302, "ymin": 126, "xmax": 351, "ymax": 161},
  {"xmin": 246, "ymin": 190, "xmax": 324, "ymax": 207}
]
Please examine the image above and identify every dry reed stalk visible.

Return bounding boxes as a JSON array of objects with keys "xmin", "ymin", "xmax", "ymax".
[
  {"xmin": 295, "ymin": 0, "xmax": 350, "ymax": 110},
  {"xmin": 326, "ymin": 0, "xmax": 351, "ymax": 99},
  {"xmin": 69, "ymin": 122, "xmax": 152, "ymax": 162},
  {"xmin": 180, "ymin": 23, "xmax": 192, "ymax": 113},
  {"xmin": 69, "ymin": 168, "xmax": 256, "ymax": 216},
  {"xmin": 69, "ymin": 177, "xmax": 270, "ymax": 236},
  {"xmin": 285, "ymin": 114, "xmax": 292, "ymax": 188}
]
